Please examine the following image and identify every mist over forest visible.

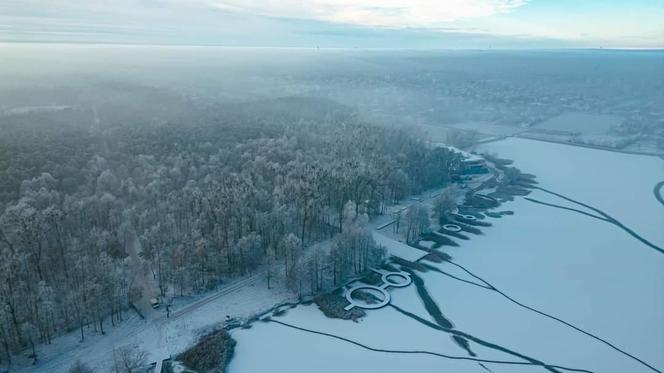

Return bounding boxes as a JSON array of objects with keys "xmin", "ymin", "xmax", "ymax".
[
  {"xmin": 2, "ymin": 47, "xmax": 662, "ymax": 199},
  {"xmin": 0, "ymin": 44, "xmax": 662, "ymax": 372}
]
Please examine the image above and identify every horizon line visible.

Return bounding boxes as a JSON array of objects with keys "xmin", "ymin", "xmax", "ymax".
[{"xmin": 1, "ymin": 40, "xmax": 663, "ymax": 52}]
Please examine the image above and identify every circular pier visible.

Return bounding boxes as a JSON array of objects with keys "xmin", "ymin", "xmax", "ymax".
[
  {"xmin": 344, "ymin": 271, "xmax": 413, "ymax": 310},
  {"xmin": 443, "ymin": 224, "xmax": 462, "ymax": 232}
]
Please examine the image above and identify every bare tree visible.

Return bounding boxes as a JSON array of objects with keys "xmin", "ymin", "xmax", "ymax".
[
  {"xmin": 433, "ymin": 185, "xmax": 459, "ymax": 220},
  {"xmin": 404, "ymin": 204, "xmax": 430, "ymax": 244},
  {"xmin": 111, "ymin": 345, "xmax": 147, "ymax": 373}
]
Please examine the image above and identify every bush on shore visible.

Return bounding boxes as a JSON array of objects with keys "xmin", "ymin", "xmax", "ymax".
[
  {"xmin": 315, "ymin": 289, "xmax": 365, "ymax": 321},
  {"xmin": 178, "ymin": 329, "xmax": 236, "ymax": 373}
]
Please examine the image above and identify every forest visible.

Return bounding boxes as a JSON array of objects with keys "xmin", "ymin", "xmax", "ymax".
[{"xmin": 0, "ymin": 99, "xmax": 464, "ymax": 364}]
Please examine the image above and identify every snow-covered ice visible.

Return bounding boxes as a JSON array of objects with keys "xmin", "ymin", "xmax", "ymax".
[
  {"xmin": 230, "ymin": 138, "xmax": 664, "ymax": 373},
  {"xmin": 479, "ymin": 137, "xmax": 664, "ymax": 247}
]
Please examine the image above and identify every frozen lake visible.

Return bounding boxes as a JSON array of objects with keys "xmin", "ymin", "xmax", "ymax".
[{"xmin": 229, "ymin": 138, "xmax": 664, "ymax": 373}]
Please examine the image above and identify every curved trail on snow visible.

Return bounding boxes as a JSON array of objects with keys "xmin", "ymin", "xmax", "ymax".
[
  {"xmin": 528, "ymin": 186, "xmax": 663, "ymax": 255},
  {"xmin": 394, "ymin": 269, "xmax": 597, "ymax": 373},
  {"xmin": 388, "ymin": 305, "xmax": 594, "ymax": 373},
  {"xmin": 524, "ymin": 198, "xmax": 609, "ymax": 222},
  {"xmin": 654, "ymin": 181, "xmax": 664, "ymax": 207},
  {"xmin": 438, "ymin": 259, "xmax": 662, "ymax": 373},
  {"xmin": 268, "ymin": 319, "xmax": 595, "ymax": 373}
]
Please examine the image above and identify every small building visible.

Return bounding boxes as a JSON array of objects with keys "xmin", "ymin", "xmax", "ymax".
[
  {"xmin": 461, "ymin": 153, "xmax": 489, "ymax": 175},
  {"xmin": 441, "ymin": 145, "xmax": 489, "ymax": 175}
]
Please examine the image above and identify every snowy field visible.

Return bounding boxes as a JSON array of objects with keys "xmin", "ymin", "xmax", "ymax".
[
  {"xmin": 533, "ymin": 112, "xmax": 622, "ymax": 135},
  {"xmin": 229, "ymin": 138, "xmax": 664, "ymax": 373},
  {"xmin": 480, "ymin": 137, "xmax": 664, "ymax": 247}
]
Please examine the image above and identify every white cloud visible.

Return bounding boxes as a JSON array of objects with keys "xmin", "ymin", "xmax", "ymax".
[
  {"xmin": 207, "ymin": 0, "xmax": 529, "ymax": 28},
  {"xmin": 1, "ymin": 0, "xmax": 528, "ymax": 29}
]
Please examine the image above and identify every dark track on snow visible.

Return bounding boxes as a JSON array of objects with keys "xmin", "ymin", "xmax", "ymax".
[
  {"xmin": 434, "ymin": 259, "xmax": 663, "ymax": 373},
  {"xmin": 261, "ymin": 182, "xmax": 664, "ymax": 373},
  {"xmin": 654, "ymin": 181, "xmax": 664, "ymax": 207},
  {"xmin": 267, "ymin": 318, "xmax": 596, "ymax": 373},
  {"xmin": 526, "ymin": 186, "xmax": 663, "ymax": 255}
]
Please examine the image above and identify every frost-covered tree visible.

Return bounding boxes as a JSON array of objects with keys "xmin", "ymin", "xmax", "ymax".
[
  {"xmin": 328, "ymin": 202, "xmax": 384, "ymax": 285},
  {"xmin": 404, "ymin": 204, "xmax": 430, "ymax": 244},
  {"xmin": 433, "ymin": 185, "xmax": 459, "ymax": 221},
  {"xmin": 111, "ymin": 345, "xmax": 147, "ymax": 373},
  {"xmin": 0, "ymin": 106, "xmax": 464, "ymax": 358}
]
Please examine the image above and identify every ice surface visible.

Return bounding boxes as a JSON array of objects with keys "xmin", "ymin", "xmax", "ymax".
[
  {"xmin": 480, "ymin": 137, "xmax": 664, "ymax": 247},
  {"xmin": 230, "ymin": 138, "xmax": 664, "ymax": 373}
]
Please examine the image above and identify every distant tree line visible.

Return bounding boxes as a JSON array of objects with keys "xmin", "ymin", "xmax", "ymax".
[{"xmin": 0, "ymin": 103, "xmax": 463, "ymax": 365}]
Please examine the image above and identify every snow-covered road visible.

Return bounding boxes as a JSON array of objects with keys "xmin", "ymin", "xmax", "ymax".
[{"xmin": 17, "ymin": 272, "xmax": 296, "ymax": 372}]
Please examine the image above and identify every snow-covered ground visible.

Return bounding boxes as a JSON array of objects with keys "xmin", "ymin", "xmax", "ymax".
[
  {"xmin": 373, "ymin": 231, "xmax": 427, "ymax": 262},
  {"xmin": 17, "ymin": 273, "xmax": 296, "ymax": 372},
  {"xmin": 229, "ymin": 138, "xmax": 664, "ymax": 373},
  {"xmin": 12, "ymin": 188, "xmax": 448, "ymax": 372},
  {"xmin": 480, "ymin": 137, "xmax": 664, "ymax": 247},
  {"xmin": 15, "ymin": 138, "xmax": 662, "ymax": 372}
]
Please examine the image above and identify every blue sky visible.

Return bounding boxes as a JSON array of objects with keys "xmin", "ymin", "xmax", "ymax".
[{"xmin": 0, "ymin": 0, "xmax": 662, "ymax": 48}]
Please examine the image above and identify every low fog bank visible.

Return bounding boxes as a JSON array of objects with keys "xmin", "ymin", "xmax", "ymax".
[{"xmin": 1, "ymin": 44, "xmax": 663, "ymax": 160}]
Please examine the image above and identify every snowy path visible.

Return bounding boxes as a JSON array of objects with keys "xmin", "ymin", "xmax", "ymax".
[
  {"xmin": 125, "ymin": 230, "xmax": 161, "ymax": 315},
  {"xmin": 17, "ymin": 272, "xmax": 296, "ymax": 372}
]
